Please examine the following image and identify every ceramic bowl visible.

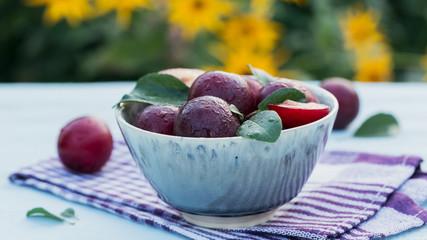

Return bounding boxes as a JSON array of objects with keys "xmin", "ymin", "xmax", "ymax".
[{"xmin": 115, "ymin": 84, "xmax": 338, "ymax": 228}]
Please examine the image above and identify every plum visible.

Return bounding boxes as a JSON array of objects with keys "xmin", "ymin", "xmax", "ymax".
[
  {"xmin": 188, "ymin": 71, "xmax": 256, "ymax": 115},
  {"xmin": 321, "ymin": 77, "xmax": 359, "ymax": 129},
  {"xmin": 258, "ymin": 79, "xmax": 292, "ymax": 103},
  {"xmin": 159, "ymin": 68, "xmax": 205, "ymax": 87},
  {"xmin": 174, "ymin": 96, "xmax": 240, "ymax": 138},
  {"xmin": 57, "ymin": 116, "xmax": 113, "ymax": 173},
  {"xmin": 243, "ymin": 75, "xmax": 263, "ymax": 103},
  {"xmin": 258, "ymin": 78, "xmax": 319, "ymax": 104},
  {"xmin": 268, "ymin": 100, "xmax": 330, "ymax": 128},
  {"xmin": 133, "ymin": 104, "xmax": 179, "ymax": 135}
]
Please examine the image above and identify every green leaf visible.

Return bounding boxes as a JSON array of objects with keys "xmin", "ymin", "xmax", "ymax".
[
  {"xmin": 26, "ymin": 207, "xmax": 74, "ymax": 224},
  {"xmin": 229, "ymin": 104, "xmax": 244, "ymax": 121},
  {"xmin": 258, "ymin": 88, "xmax": 307, "ymax": 111},
  {"xmin": 237, "ymin": 110, "xmax": 282, "ymax": 143},
  {"xmin": 354, "ymin": 113, "xmax": 399, "ymax": 137},
  {"xmin": 117, "ymin": 73, "xmax": 189, "ymax": 106},
  {"xmin": 61, "ymin": 208, "xmax": 78, "ymax": 220},
  {"xmin": 247, "ymin": 65, "xmax": 276, "ymax": 86}
]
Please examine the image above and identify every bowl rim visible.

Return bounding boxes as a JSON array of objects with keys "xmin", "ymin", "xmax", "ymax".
[{"xmin": 115, "ymin": 83, "xmax": 338, "ymax": 141}]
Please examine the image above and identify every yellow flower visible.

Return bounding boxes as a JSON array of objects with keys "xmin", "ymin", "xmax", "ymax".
[
  {"xmin": 421, "ymin": 49, "xmax": 427, "ymax": 82},
  {"xmin": 96, "ymin": 0, "xmax": 151, "ymax": 28},
  {"xmin": 208, "ymin": 44, "xmax": 280, "ymax": 76},
  {"xmin": 422, "ymin": 52, "xmax": 427, "ymax": 69},
  {"xmin": 282, "ymin": 0, "xmax": 307, "ymax": 7},
  {"xmin": 340, "ymin": 7, "xmax": 393, "ymax": 82},
  {"xmin": 340, "ymin": 8, "xmax": 382, "ymax": 51},
  {"xmin": 355, "ymin": 47, "xmax": 392, "ymax": 82},
  {"xmin": 251, "ymin": 0, "xmax": 275, "ymax": 18},
  {"xmin": 25, "ymin": 0, "xmax": 93, "ymax": 26},
  {"xmin": 167, "ymin": 0, "xmax": 233, "ymax": 39},
  {"xmin": 219, "ymin": 14, "xmax": 280, "ymax": 52}
]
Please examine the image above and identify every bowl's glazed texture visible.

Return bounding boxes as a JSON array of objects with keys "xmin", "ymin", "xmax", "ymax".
[{"xmin": 115, "ymin": 84, "xmax": 338, "ymax": 217}]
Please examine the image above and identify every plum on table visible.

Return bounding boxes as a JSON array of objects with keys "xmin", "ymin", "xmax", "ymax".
[
  {"xmin": 321, "ymin": 77, "xmax": 359, "ymax": 129},
  {"xmin": 57, "ymin": 116, "xmax": 113, "ymax": 173}
]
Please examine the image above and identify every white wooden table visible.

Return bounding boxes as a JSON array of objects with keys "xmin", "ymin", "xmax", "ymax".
[{"xmin": 1, "ymin": 82, "xmax": 426, "ymax": 239}]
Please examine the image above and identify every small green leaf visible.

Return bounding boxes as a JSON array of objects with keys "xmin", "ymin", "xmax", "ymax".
[
  {"xmin": 229, "ymin": 104, "xmax": 244, "ymax": 121},
  {"xmin": 117, "ymin": 73, "xmax": 189, "ymax": 107},
  {"xmin": 61, "ymin": 208, "xmax": 78, "ymax": 220},
  {"xmin": 248, "ymin": 65, "xmax": 276, "ymax": 86},
  {"xmin": 354, "ymin": 113, "xmax": 399, "ymax": 137},
  {"xmin": 27, "ymin": 207, "xmax": 74, "ymax": 224},
  {"xmin": 237, "ymin": 110, "xmax": 282, "ymax": 143},
  {"xmin": 258, "ymin": 88, "xmax": 307, "ymax": 111}
]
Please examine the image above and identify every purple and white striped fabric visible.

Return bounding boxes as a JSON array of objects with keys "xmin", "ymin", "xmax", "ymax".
[{"xmin": 9, "ymin": 141, "xmax": 427, "ymax": 240}]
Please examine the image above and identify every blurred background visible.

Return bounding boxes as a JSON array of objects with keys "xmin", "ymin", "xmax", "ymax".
[{"xmin": 1, "ymin": 0, "xmax": 427, "ymax": 83}]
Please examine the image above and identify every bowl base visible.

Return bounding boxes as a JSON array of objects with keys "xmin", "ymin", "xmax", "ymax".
[{"xmin": 180, "ymin": 210, "xmax": 276, "ymax": 229}]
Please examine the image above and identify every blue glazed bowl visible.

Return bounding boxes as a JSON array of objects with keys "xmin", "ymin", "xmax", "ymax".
[{"xmin": 115, "ymin": 84, "xmax": 338, "ymax": 228}]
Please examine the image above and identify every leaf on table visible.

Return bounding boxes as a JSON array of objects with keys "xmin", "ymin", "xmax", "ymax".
[
  {"xmin": 258, "ymin": 88, "xmax": 307, "ymax": 111},
  {"xmin": 117, "ymin": 73, "xmax": 189, "ymax": 107},
  {"xmin": 61, "ymin": 208, "xmax": 78, "ymax": 220},
  {"xmin": 247, "ymin": 65, "xmax": 276, "ymax": 86},
  {"xmin": 237, "ymin": 110, "xmax": 282, "ymax": 143},
  {"xmin": 27, "ymin": 207, "xmax": 74, "ymax": 224},
  {"xmin": 354, "ymin": 113, "xmax": 399, "ymax": 137}
]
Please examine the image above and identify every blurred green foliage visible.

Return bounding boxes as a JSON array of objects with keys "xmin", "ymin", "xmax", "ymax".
[{"xmin": 1, "ymin": 0, "xmax": 427, "ymax": 82}]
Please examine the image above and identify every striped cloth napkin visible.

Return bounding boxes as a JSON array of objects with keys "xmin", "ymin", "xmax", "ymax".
[{"xmin": 9, "ymin": 141, "xmax": 427, "ymax": 240}]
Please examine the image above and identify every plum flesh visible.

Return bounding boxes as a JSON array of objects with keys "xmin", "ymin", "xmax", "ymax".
[{"xmin": 268, "ymin": 100, "xmax": 330, "ymax": 128}]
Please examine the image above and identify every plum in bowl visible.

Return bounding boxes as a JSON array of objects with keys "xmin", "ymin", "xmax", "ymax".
[{"xmin": 115, "ymin": 84, "xmax": 338, "ymax": 229}]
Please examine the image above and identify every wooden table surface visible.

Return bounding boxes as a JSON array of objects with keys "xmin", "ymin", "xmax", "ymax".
[{"xmin": 1, "ymin": 82, "xmax": 426, "ymax": 240}]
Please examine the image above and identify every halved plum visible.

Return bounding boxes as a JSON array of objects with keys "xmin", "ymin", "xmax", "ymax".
[{"xmin": 268, "ymin": 100, "xmax": 330, "ymax": 128}]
